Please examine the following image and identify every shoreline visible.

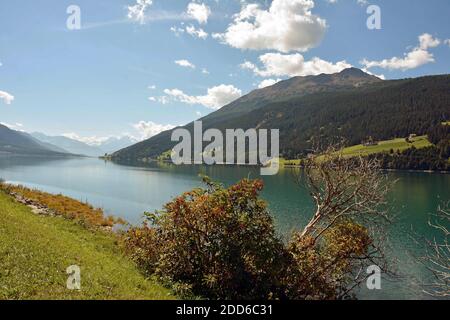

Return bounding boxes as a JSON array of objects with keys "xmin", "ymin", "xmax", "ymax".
[
  {"xmin": 107, "ymin": 157, "xmax": 450, "ymax": 174},
  {"xmin": 283, "ymin": 165, "xmax": 449, "ymax": 174}
]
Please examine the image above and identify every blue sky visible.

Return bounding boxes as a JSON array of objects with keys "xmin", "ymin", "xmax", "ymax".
[{"xmin": 0, "ymin": 0, "xmax": 449, "ymax": 144}]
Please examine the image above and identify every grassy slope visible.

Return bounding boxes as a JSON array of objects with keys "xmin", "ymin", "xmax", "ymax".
[
  {"xmin": 340, "ymin": 135, "xmax": 432, "ymax": 157},
  {"xmin": 0, "ymin": 191, "xmax": 174, "ymax": 300},
  {"xmin": 281, "ymin": 136, "xmax": 433, "ymax": 166}
]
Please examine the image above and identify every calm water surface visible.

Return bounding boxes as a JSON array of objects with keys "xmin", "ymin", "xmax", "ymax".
[{"xmin": 0, "ymin": 156, "xmax": 448, "ymax": 300}]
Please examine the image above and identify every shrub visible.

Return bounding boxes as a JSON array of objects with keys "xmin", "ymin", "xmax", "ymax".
[
  {"xmin": 283, "ymin": 221, "xmax": 372, "ymax": 300},
  {"xmin": 123, "ymin": 177, "xmax": 287, "ymax": 299},
  {"xmin": 123, "ymin": 176, "xmax": 382, "ymax": 300},
  {"xmin": 121, "ymin": 223, "xmax": 161, "ymax": 276}
]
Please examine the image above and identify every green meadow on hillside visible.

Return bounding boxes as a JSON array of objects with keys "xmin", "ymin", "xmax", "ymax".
[
  {"xmin": 340, "ymin": 135, "xmax": 432, "ymax": 157},
  {"xmin": 0, "ymin": 190, "xmax": 174, "ymax": 300},
  {"xmin": 282, "ymin": 135, "xmax": 433, "ymax": 166}
]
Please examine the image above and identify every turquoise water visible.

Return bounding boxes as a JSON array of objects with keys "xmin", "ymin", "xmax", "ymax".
[{"xmin": 0, "ymin": 155, "xmax": 448, "ymax": 300}]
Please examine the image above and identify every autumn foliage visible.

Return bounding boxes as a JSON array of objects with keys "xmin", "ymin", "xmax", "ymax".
[
  {"xmin": 0, "ymin": 183, "xmax": 124, "ymax": 229},
  {"xmin": 123, "ymin": 178, "xmax": 286, "ymax": 299},
  {"xmin": 122, "ymin": 177, "xmax": 376, "ymax": 300},
  {"xmin": 284, "ymin": 222, "xmax": 372, "ymax": 299}
]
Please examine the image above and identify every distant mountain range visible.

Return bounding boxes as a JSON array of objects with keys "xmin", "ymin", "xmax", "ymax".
[
  {"xmin": 29, "ymin": 133, "xmax": 102, "ymax": 157},
  {"xmin": 30, "ymin": 133, "xmax": 137, "ymax": 157},
  {"xmin": 110, "ymin": 68, "xmax": 450, "ymax": 161},
  {"xmin": 0, "ymin": 124, "xmax": 71, "ymax": 156},
  {"xmin": 0, "ymin": 125, "xmax": 136, "ymax": 157}
]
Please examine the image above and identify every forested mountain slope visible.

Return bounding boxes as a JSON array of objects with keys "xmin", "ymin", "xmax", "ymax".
[{"xmin": 111, "ymin": 70, "xmax": 449, "ymax": 161}]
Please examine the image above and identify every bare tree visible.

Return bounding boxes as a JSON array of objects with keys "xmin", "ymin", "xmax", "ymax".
[
  {"xmin": 299, "ymin": 145, "xmax": 392, "ymax": 240},
  {"xmin": 421, "ymin": 202, "xmax": 450, "ymax": 298},
  {"xmin": 291, "ymin": 144, "xmax": 396, "ymax": 298}
]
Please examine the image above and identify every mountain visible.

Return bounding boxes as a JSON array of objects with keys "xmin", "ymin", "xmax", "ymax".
[
  {"xmin": 31, "ymin": 133, "xmax": 104, "ymax": 157},
  {"xmin": 110, "ymin": 69, "xmax": 450, "ymax": 161},
  {"xmin": 21, "ymin": 133, "xmax": 69, "ymax": 153},
  {"xmin": 31, "ymin": 133, "xmax": 137, "ymax": 157},
  {"xmin": 205, "ymin": 67, "xmax": 382, "ymax": 122},
  {"xmin": 0, "ymin": 124, "xmax": 71, "ymax": 156}
]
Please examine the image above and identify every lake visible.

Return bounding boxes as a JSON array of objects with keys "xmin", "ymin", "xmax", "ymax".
[{"xmin": 0, "ymin": 155, "xmax": 449, "ymax": 300}]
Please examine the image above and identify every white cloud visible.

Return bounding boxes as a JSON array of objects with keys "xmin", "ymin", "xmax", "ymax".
[
  {"xmin": 62, "ymin": 133, "xmax": 111, "ymax": 146},
  {"xmin": 0, "ymin": 90, "xmax": 14, "ymax": 105},
  {"xmin": 361, "ymin": 68, "xmax": 385, "ymax": 80},
  {"xmin": 132, "ymin": 121, "xmax": 175, "ymax": 140},
  {"xmin": 201, "ymin": 68, "xmax": 210, "ymax": 74},
  {"xmin": 419, "ymin": 33, "xmax": 441, "ymax": 50},
  {"xmin": 170, "ymin": 25, "xmax": 185, "ymax": 36},
  {"xmin": 149, "ymin": 96, "xmax": 169, "ymax": 104},
  {"xmin": 175, "ymin": 59, "xmax": 196, "ymax": 69},
  {"xmin": 186, "ymin": 2, "xmax": 211, "ymax": 24},
  {"xmin": 0, "ymin": 122, "xmax": 23, "ymax": 131},
  {"xmin": 163, "ymin": 84, "xmax": 242, "ymax": 110},
  {"xmin": 257, "ymin": 78, "xmax": 283, "ymax": 89},
  {"xmin": 63, "ymin": 132, "xmax": 139, "ymax": 145},
  {"xmin": 186, "ymin": 25, "xmax": 208, "ymax": 39},
  {"xmin": 171, "ymin": 24, "xmax": 208, "ymax": 39},
  {"xmin": 214, "ymin": 0, "xmax": 326, "ymax": 53},
  {"xmin": 241, "ymin": 53, "xmax": 352, "ymax": 77},
  {"xmin": 361, "ymin": 33, "xmax": 441, "ymax": 71},
  {"xmin": 361, "ymin": 50, "xmax": 434, "ymax": 71},
  {"xmin": 148, "ymin": 85, "xmax": 156, "ymax": 89},
  {"xmin": 127, "ymin": 0, "xmax": 153, "ymax": 24}
]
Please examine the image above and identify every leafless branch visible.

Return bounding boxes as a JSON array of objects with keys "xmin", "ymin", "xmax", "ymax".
[
  {"xmin": 420, "ymin": 202, "xmax": 450, "ymax": 298},
  {"xmin": 292, "ymin": 142, "xmax": 397, "ymax": 298}
]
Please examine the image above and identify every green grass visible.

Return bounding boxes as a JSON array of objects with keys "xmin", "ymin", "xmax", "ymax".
[
  {"xmin": 281, "ymin": 136, "xmax": 433, "ymax": 166},
  {"xmin": 280, "ymin": 158, "xmax": 302, "ymax": 167},
  {"xmin": 340, "ymin": 135, "xmax": 432, "ymax": 157},
  {"xmin": 0, "ymin": 191, "xmax": 174, "ymax": 300}
]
